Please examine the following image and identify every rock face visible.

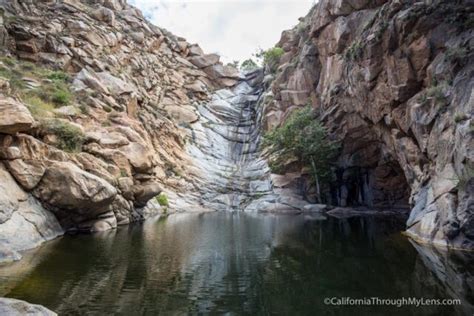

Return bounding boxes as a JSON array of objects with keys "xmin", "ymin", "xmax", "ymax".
[
  {"xmin": 0, "ymin": 298, "xmax": 56, "ymax": 316},
  {"xmin": 0, "ymin": 97, "xmax": 34, "ymax": 134},
  {"xmin": 0, "ymin": 164, "xmax": 63, "ymax": 263},
  {"xmin": 262, "ymin": 0, "xmax": 473, "ymax": 249},
  {"xmin": 34, "ymin": 161, "xmax": 117, "ymax": 226},
  {"xmin": 0, "ymin": 0, "xmax": 241, "ymax": 261}
]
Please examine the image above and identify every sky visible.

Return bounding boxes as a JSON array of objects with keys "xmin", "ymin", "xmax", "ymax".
[{"xmin": 128, "ymin": 0, "xmax": 315, "ymax": 63}]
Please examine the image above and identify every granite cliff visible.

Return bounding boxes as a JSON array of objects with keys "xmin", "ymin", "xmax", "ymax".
[
  {"xmin": 260, "ymin": 0, "xmax": 473, "ymax": 249},
  {"xmin": 0, "ymin": 0, "xmax": 242, "ymax": 261}
]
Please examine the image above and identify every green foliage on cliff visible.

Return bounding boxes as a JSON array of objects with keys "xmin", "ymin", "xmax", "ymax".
[
  {"xmin": 254, "ymin": 47, "xmax": 284, "ymax": 72},
  {"xmin": 0, "ymin": 57, "xmax": 74, "ymax": 117},
  {"xmin": 344, "ymin": 40, "xmax": 363, "ymax": 61},
  {"xmin": 41, "ymin": 119, "xmax": 85, "ymax": 152},
  {"xmin": 262, "ymin": 47, "xmax": 284, "ymax": 65},
  {"xmin": 263, "ymin": 106, "xmax": 339, "ymax": 200},
  {"xmin": 156, "ymin": 193, "xmax": 169, "ymax": 207},
  {"xmin": 240, "ymin": 59, "xmax": 259, "ymax": 72}
]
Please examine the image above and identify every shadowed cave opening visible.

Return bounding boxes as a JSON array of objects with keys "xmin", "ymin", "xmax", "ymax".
[{"xmin": 331, "ymin": 161, "xmax": 410, "ymax": 211}]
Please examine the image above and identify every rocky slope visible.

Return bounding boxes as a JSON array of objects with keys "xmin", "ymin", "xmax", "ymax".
[
  {"xmin": 0, "ymin": 0, "xmax": 242, "ymax": 261},
  {"xmin": 261, "ymin": 0, "xmax": 473, "ymax": 249}
]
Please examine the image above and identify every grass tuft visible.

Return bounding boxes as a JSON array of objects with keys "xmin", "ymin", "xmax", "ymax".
[
  {"xmin": 156, "ymin": 193, "xmax": 169, "ymax": 207},
  {"xmin": 40, "ymin": 119, "xmax": 85, "ymax": 152}
]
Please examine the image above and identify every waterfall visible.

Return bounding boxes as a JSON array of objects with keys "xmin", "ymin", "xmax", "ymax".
[
  {"xmin": 169, "ymin": 69, "xmax": 323, "ymax": 213},
  {"xmin": 173, "ymin": 70, "xmax": 271, "ymax": 211}
]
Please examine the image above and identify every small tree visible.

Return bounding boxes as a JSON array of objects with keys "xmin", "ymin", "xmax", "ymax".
[
  {"xmin": 240, "ymin": 59, "xmax": 259, "ymax": 72},
  {"xmin": 263, "ymin": 106, "xmax": 339, "ymax": 202},
  {"xmin": 252, "ymin": 47, "xmax": 284, "ymax": 72},
  {"xmin": 262, "ymin": 47, "xmax": 284, "ymax": 67}
]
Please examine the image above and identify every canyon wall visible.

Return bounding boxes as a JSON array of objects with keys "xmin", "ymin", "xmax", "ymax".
[
  {"xmin": 262, "ymin": 0, "xmax": 473, "ymax": 249},
  {"xmin": 0, "ymin": 0, "xmax": 472, "ymax": 262},
  {"xmin": 0, "ymin": 0, "xmax": 241, "ymax": 261}
]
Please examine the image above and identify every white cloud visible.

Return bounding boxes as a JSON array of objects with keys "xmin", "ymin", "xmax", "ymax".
[{"xmin": 128, "ymin": 0, "xmax": 315, "ymax": 63}]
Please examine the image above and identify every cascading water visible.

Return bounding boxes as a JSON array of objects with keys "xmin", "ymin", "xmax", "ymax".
[
  {"xmin": 181, "ymin": 70, "xmax": 272, "ymax": 211},
  {"xmin": 168, "ymin": 69, "xmax": 322, "ymax": 213}
]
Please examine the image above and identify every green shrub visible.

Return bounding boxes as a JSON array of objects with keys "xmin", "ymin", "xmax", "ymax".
[
  {"xmin": 426, "ymin": 84, "xmax": 447, "ymax": 102},
  {"xmin": 119, "ymin": 169, "xmax": 128, "ymax": 177},
  {"xmin": 240, "ymin": 59, "xmax": 259, "ymax": 72},
  {"xmin": 1, "ymin": 57, "xmax": 16, "ymax": 67},
  {"xmin": 344, "ymin": 40, "xmax": 363, "ymax": 61},
  {"xmin": 156, "ymin": 193, "xmax": 169, "ymax": 207},
  {"xmin": 417, "ymin": 93, "xmax": 428, "ymax": 104},
  {"xmin": 262, "ymin": 47, "xmax": 284, "ymax": 67},
  {"xmin": 445, "ymin": 46, "xmax": 468, "ymax": 65},
  {"xmin": 41, "ymin": 119, "xmax": 85, "ymax": 152},
  {"xmin": 23, "ymin": 95, "xmax": 55, "ymax": 119},
  {"xmin": 263, "ymin": 105, "xmax": 339, "ymax": 201},
  {"xmin": 47, "ymin": 71, "xmax": 69, "ymax": 82},
  {"xmin": 454, "ymin": 113, "xmax": 468, "ymax": 123},
  {"xmin": 51, "ymin": 88, "xmax": 71, "ymax": 105},
  {"xmin": 0, "ymin": 57, "xmax": 74, "ymax": 110}
]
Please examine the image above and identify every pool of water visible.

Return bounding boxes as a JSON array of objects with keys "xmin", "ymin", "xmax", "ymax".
[{"xmin": 0, "ymin": 212, "xmax": 473, "ymax": 315}]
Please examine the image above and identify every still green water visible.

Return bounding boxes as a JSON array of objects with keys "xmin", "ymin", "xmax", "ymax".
[{"xmin": 0, "ymin": 212, "xmax": 472, "ymax": 315}]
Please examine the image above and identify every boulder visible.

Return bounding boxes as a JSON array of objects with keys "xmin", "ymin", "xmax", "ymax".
[
  {"xmin": 0, "ymin": 298, "xmax": 56, "ymax": 316},
  {"xmin": 188, "ymin": 44, "xmax": 204, "ymax": 56},
  {"xmin": 96, "ymin": 72, "xmax": 135, "ymax": 95},
  {"xmin": 5, "ymin": 159, "xmax": 45, "ymax": 190},
  {"xmin": 164, "ymin": 104, "xmax": 199, "ymax": 124},
  {"xmin": 92, "ymin": 7, "xmax": 115, "ymax": 26},
  {"xmin": 0, "ymin": 196, "xmax": 63, "ymax": 262},
  {"xmin": 0, "ymin": 164, "xmax": 27, "ymax": 224},
  {"xmin": 189, "ymin": 53, "xmax": 219, "ymax": 68},
  {"xmin": 118, "ymin": 142, "xmax": 154, "ymax": 173},
  {"xmin": 34, "ymin": 161, "xmax": 117, "ymax": 217},
  {"xmin": 133, "ymin": 182, "xmax": 162, "ymax": 207},
  {"xmin": 204, "ymin": 64, "xmax": 240, "ymax": 80},
  {"xmin": 73, "ymin": 69, "xmax": 110, "ymax": 95},
  {"xmin": 185, "ymin": 80, "xmax": 207, "ymax": 93},
  {"xmin": 130, "ymin": 32, "xmax": 145, "ymax": 43},
  {"xmin": 117, "ymin": 176, "xmax": 134, "ymax": 200},
  {"xmin": 103, "ymin": 0, "xmax": 126, "ymax": 11},
  {"xmin": 0, "ymin": 163, "xmax": 63, "ymax": 263},
  {"xmin": 0, "ymin": 97, "xmax": 34, "ymax": 134},
  {"xmin": 0, "ymin": 146, "xmax": 22, "ymax": 160}
]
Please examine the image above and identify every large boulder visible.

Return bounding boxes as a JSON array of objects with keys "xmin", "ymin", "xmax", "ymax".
[
  {"xmin": 96, "ymin": 72, "xmax": 135, "ymax": 95},
  {"xmin": 0, "ymin": 97, "xmax": 34, "ymax": 134},
  {"xmin": 133, "ymin": 182, "xmax": 162, "ymax": 207},
  {"xmin": 5, "ymin": 159, "xmax": 46, "ymax": 190},
  {"xmin": 0, "ymin": 196, "xmax": 63, "ymax": 262},
  {"xmin": 0, "ymin": 164, "xmax": 63, "ymax": 263},
  {"xmin": 34, "ymin": 161, "xmax": 117, "ymax": 217},
  {"xmin": 118, "ymin": 142, "xmax": 154, "ymax": 173},
  {"xmin": 189, "ymin": 53, "xmax": 220, "ymax": 68},
  {"xmin": 72, "ymin": 69, "xmax": 110, "ymax": 95},
  {"xmin": 0, "ymin": 298, "xmax": 56, "ymax": 316},
  {"xmin": 204, "ymin": 64, "xmax": 240, "ymax": 80},
  {"xmin": 0, "ymin": 164, "xmax": 27, "ymax": 224}
]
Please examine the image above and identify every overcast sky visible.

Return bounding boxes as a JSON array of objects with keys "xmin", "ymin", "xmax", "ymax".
[{"xmin": 129, "ymin": 0, "xmax": 315, "ymax": 63}]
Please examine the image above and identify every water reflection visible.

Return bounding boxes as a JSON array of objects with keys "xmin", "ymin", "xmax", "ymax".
[{"xmin": 0, "ymin": 212, "xmax": 472, "ymax": 315}]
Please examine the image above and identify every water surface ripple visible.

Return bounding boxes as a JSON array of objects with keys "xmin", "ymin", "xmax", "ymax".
[{"xmin": 0, "ymin": 212, "xmax": 472, "ymax": 315}]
